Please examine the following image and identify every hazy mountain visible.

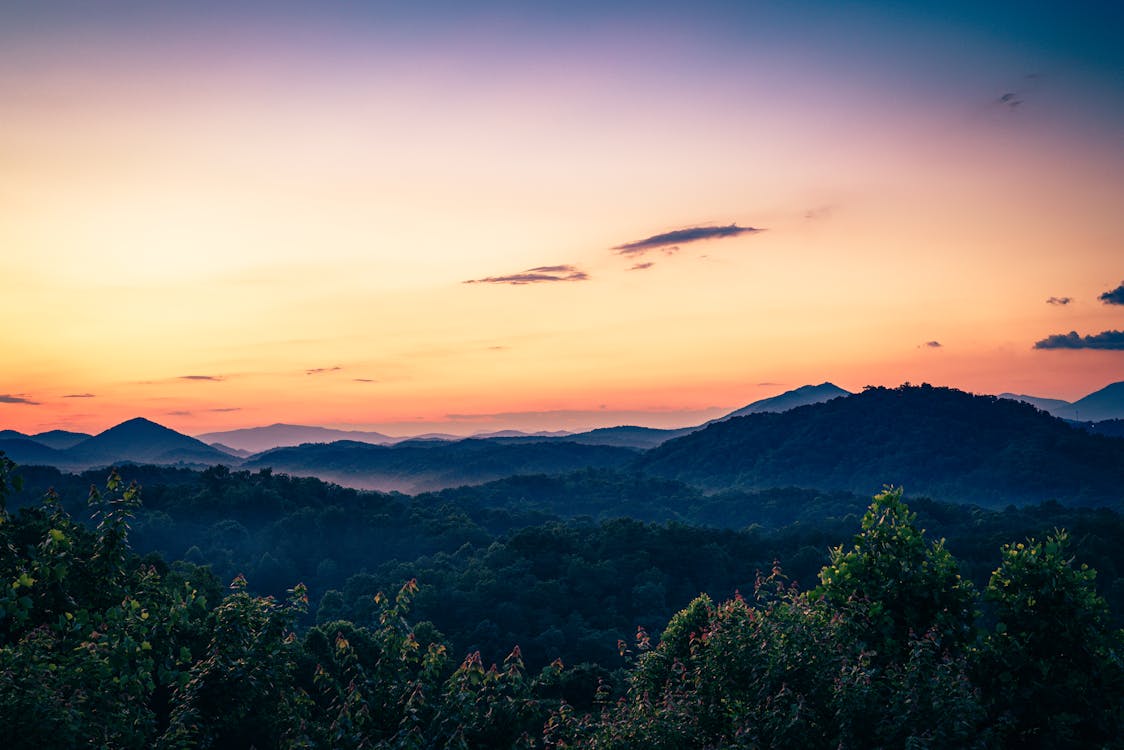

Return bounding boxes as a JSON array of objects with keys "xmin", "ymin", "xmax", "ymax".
[
  {"xmin": 558, "ymin": 425, "xmax": 698, "ymax": 449},
  {"xmin": 30, "ymin": 429, "xmax": 93, "ymax": 450},
  {"xmin": 242, "ymin": 438, "xmax": 637, "ymax": 493},
  {"xmin": 65, "ymin": 418, "xmax": 232, "ymax": 468},
  {"xmin": 998, "ymin": 393, "xmax": 1072, "ymax": 414},
  {"xmin": 1068, "ymin": 382, "xmax": 1124, "ymax": 422},
  {"xmin": 0, "ymin": 429, "xmax": 93, "ymax": 452},
  {"xmin": 998, "ymin": 381, "xmax": 1124, "ymax": 422},
  {"xmin": 0, "ymin": 437, "xmax": 69, "ymax": 466},
  {"xmin": 639, "ymin": 384, "xmax": 1124, "ymax": 508},
  {"xmin": 471, "ymin": 429, "xmax": 573, "ymax": 439},
  {"xmin": 196, "ymin": 423, "xmax": 397, "ymax": 453},
  {"xmin": 209, "ymin": 442, "xmax": 254, "ymax": 458},
  {"xmin": 717, "ymin": 382, "xmax": 851, "ymax": 421}
]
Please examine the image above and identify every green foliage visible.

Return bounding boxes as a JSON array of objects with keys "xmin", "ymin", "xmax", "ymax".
[
  {"xmin": 978, "ymin": 531, "xmax": 1124, "ymax": 747},
  {"xmin": 817, "ymin": 486, "xmax": 976, "ymax": 655}
]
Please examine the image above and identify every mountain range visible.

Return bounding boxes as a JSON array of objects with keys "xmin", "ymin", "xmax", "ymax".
[{"xmin": 2, "ymin": 381, "xmax": 1123, "ymax": 506}]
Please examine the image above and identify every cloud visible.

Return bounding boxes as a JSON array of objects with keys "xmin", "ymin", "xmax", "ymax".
[
  {"xmin": 613, "ymin": 223, "xmax": 760, "ymax": 256},
  {"xmin": 1033, "ymin": 330, "xmax": 1124, "ymax": 350},
  {"xmin": 179, "ymin": 375, "xmax": 224, "ymax": 381},
  {"xmin": 306, "ymin": 366, "xmax": 342, "ymax": 375},
  {"xmin": 209, "ymin": 407, "xmax": 241, "ymax": 412},
  {"xmin": 0, "ymin": 394, "xmax": 38, "ymax": 405},
  {"xmin": 1046, "ymin": 296, "xmax": 1072, "ymax": 306},
  {"xmin": 922, "ymin": 341, "xmax": 942, "ymax": 348},
  {"xmin": 63, "ymin": 393, "xmax": 96, "ymax": 398},
  {"xmin": 464, "ymin": 264, "xmax": 590, "ymax": 285},
  {"xmin": 1098, "ymin": 282, "xmax": 1124, "ymax": 305},
  {"xmin": 353, "ymin": 378, "xmax": 376, "ymax": 383},
  {"xmin": 630, "ymin": 262, "xmax": 655, "ymax": 271}
]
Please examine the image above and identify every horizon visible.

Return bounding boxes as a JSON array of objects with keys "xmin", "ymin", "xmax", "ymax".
[
  {"xmin": 2, "ymin": 2, "xmax": 1122, "ymax": 436},
  {"xmin": 3, "ymin": 378, "xmax": 1120, "ymax": 439}
]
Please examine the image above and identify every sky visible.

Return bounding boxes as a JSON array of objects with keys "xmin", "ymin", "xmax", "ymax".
[{"xmin": 1, "ymin": 0, "xmax": 1122, "ymax": 437}]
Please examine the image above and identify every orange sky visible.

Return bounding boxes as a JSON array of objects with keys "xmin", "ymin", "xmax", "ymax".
[{"xmin": 1, "ymin": 2, "xmax": 1122, "ymax": 436}]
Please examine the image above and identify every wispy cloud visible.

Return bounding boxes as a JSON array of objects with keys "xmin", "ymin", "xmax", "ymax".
[
  {"xmin": 1098, "ymin": 282, "xmax": 1124, "ymax": 305},
  {"xmin": 629, "ymin": 262, "xmax": 655, "ymax": 271},
  {"xmin": 1033, "ymin": 330, "xmax": 1124, "ymax": 350},
  {"xmin": 0, "ymin": 394, "xmax": 38, "ymax": 405},
  {"xmin": 464, "ymin": 265, "xmax": 590, "ymax": 285},
  {"xmin": 63, "ymin": 393, "xmax": 96, "ymax": 398},
  {"xmin": 353, "ymin": 378, "xmax": 376, "ymax": 383},
  {"xmin": 179, "ymin": 375, "xmax": 224, "ymax": 382},
  {"xmin": 306, "ymin": 366, "xmax": 342, "ymax": 375},
  {"xmin": 613, "ymin": 223, "xmax": 760, "ymax": 256},
  {"xmin": 209, "ymin": 407, "xmax": 241, "ymax": 412},
  {"xmin": 1046, "ymin": 296, "xmax": 1072, "ymax": 306},
  {"xmin": 922, "ymin": 341, "xmax": 942, "ymax": 348}
]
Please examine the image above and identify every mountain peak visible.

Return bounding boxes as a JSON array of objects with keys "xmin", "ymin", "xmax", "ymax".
[{"xmin": 719, "ymin": 382, "xmax": 851, "ymax": 421}]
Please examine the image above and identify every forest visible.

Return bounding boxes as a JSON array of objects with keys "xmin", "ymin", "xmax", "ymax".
[{"xmin": 1, "ymin": 449, "xmax": 1122, "ymax": 748}]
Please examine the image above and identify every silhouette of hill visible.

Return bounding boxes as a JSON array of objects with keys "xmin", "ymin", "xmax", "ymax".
[
  {"xmin": 242, "ymin": 438, "xmax": 637, "ymax": 493},
  {"xmin": 63, "ymin": 418, "xmax": 232, "ymax": 468},
  {"xmin": 1069, "ymin": 381, "xmax": 1124, "ymax": 422},
  {"xmin": 196, "ymin": 423, "xmax": 397, "ymax": 453},
  {"xmin": 638, "ymin": 384, "xmax": 1124, "ymax": 508},
  {"xmin": 717, "ymin": 382, "xmax": 851, "ymax": 421},
  {"xmin": 998, "ymin": 381, "xmax": 1124, "ymax": 422},
  {"xmin": 998, "ymin": 392, "xmax": 1072, "ymax": 414},
  {"xmin": 29, "ymin": 429, "xmax": 93, "ymax": 450},
  {"xmin": 0, "ymin": 438, "xmax": 69, "ymax": 466}
]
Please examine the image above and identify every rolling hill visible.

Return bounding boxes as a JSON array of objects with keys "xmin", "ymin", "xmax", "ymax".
[
  {"xmin": 242, "ymin": 438, "xmax": 637, "ymax": 493},
  {"xmin": 638, "ymin": 384, "xmax": 1124, "ymax": 508}
]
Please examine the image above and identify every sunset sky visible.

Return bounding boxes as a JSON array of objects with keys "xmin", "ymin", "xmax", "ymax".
[{"xmin": 2, "ymin": 1, "xmax": 1122, "ymax": 436}]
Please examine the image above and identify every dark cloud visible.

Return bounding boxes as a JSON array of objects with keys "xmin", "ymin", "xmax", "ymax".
[
  {"xmin": 1098, "ymin": 282, "xmax": 1124, "ymax": 305},
  {"xmin": 1033, "ymin": 329, "xmax": 1124, "ymax": 350},
  {"xmin": 353, "ymin": 378, "xmax": 376, "ymax": 383},
  {"xmin": 63, "ymin": 393, "xmax": 96, "ymax": 398},
  {"xmin": 1046, "ymin": 296, "xmax": 1072, "ymax": 306},
  {"xmin": 464, "ymin": 265, "xmax": 590, "ymax": 285},
  {"xmin": 306, "ymin": 366, "xmax": 342, "ymax": 375},
  {"xmin": 613, "ymin": 223, "xmax": 760, "ymax": 256},
  {"xmin": 0, "ymin": 394, "xmax": 38, "ymax": 405},
  {"xmin": 923, "ymin": 341, "xmax": 942, "ymax": 348},
  {"xmin": 179, "ymin": 375, "xmax": 224, "ymax": 381},
  {"xmin": 630, "ymin": 262, "xmax": 655, "ymax": 271},
  {"xmin": 994, "ymin": 73, "xmax": 1042, "ymax": 112}
]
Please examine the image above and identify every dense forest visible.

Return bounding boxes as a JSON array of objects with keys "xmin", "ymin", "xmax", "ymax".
[{"xmin": 1, "ymin": 450, "xmax": 1123, "ymax": 747}]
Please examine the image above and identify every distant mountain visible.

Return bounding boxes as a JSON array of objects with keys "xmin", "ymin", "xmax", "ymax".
[
  {"xmin": 196, "ymin": 423, "xmax": 397, "ymax": 453},
  {"xmin": 639, "ymin": 384, "xmax": 1124, "ymax": 508},
  {"xmin": 471, "ymin": 429, "xmax": 574, "ymax": 439},
  {"xmin": 998, "ymin": 393, "xmax": 1072, "ymax": 414},
  {"xmin": 1068, "ymin": 382, "xmax": 1124, "ymax": 422},
  {"xmin": 717, "ymin": 382, "xmax": 851, "ymax": 421},
  {"xmin": 0, "ymin": 438, "xmax": 69, "ymax": 466},
  {"xmin": 209, "ymin": 442, "xmax": 254, "ymax": 458},
  {"xmin": 0, "ymin": 429, "xmax": 93, "ymax": 452},
  {"xmin": 562, "ymin": 425, "xmax": 698, "ymax": 449},
  {"xmin": 998, "ymin": 381, "xmax": 1124, "ymax": 422},
  {"xmin": 63, "ymin": 418, "xmax": 232, "ymax": 469},
  {"xmin": 242, "ymin": 439, "xmax": 637, "ymax": 493}
]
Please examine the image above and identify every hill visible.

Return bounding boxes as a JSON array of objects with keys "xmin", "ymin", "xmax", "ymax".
[
  {"xmin": 717, "ymin": 382, "xmax": 851, "ymax": 421},
  {"xmin": 195, "ymin": 423, "xmax": 398, "ymax": 453},
  {"xmin": 15, "ymin": 417, "xmax": 237, "ymax": 470},
  {"xmin": 999, "ymin": 381, "xmax": 1124, "ymax": 422},
  {"xmin": 242, "ymin": 438, "xmax": 637, "ymax": 492},
  {"xmin": 638, "ymin": 384, "xmax": 1124, "ymax": 508}
]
